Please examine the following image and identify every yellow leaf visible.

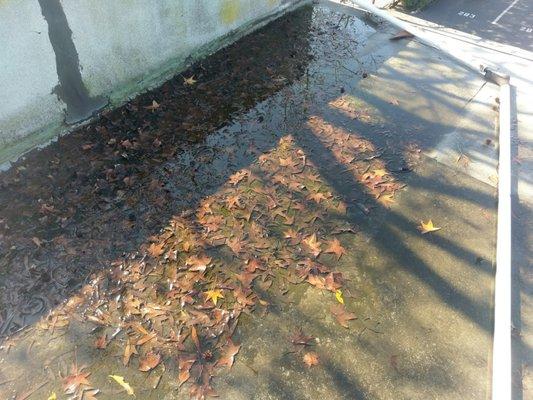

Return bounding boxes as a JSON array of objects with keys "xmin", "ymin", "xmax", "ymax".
[
  {"xmin": 335, "ymin": 289, "xmax": 344, "ymax": 304},
  {"xmin": 373, "ymin": 169, "xmax": 388, "ymax": 177},
  {"xmin": 204, "ymin": 289, "xmax": 224, "ymax": 306},
  {"xmin": 47, "ymin": 393, "xmax": 57, "ymax": 400},
  {"xmin": 418, "ymin": 220, "xmax": 441, "ymax": 234},
  {"xmin": 183, "ymin": 75, "xmax": 197, "ymax": 86},
  {"xmin": 109, "ymin": 375, "xmax": 135, "ymax": 396}
]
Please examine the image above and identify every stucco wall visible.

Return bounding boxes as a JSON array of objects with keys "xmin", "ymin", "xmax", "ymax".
[{"xmin": 0, "ymin": 0, "xmax": 302, "ymax": 166}]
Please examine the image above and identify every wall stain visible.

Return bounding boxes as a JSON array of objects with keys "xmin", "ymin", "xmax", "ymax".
[
  {"xmin": 220, "ymin": 0, "xmax": 241, "ymax": 25},
  {"xmin": 38, "ymin": 0, "xmax": 106, "ymax": 124}
]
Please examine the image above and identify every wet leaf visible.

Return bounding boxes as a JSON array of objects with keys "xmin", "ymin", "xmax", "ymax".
[
  {"xmin": 303, "ymin": 234, "xmax": 321, "ymax": 258},
  {"xmin": 83, "ymin": 389, "xmax": 100, "ymax": 400},
  {"xmin": 217, "ymin": 339, "xmax": 241, "ymax": 369},
  {"xmin": 147, "ymin": 242, "xmax": 165, "ymax": 257},
  {"xmin": 178, "ymin": 354, "xmax": 197, "ymax": 387},
  {"xmin": 63, "ymin": 366, "xmax": 91, "ymax": 394},
  {"xmin": 303, "ymin": 352, "xmax": 319, "ymax": 367},
  {"xmin": 418, "ymin": 220, "xmax": 441, "ymax": 234},
  {"xmin": 186, "ymin": 255, "xmax": 212, "ymax": 272},
  {"xmin": 109, "ymin": 375, "xmax": 134, "ymax": 396},
  {"xmin": 123, "ymin": 338, "xmax": 138, "ymax": 366},
  {"xmin": 95, "ymin": 334, "xmax": 107, "ymax": 349},
  {"xmin": 183, "ymin": 75, "xmax": 197, "ymax": 86},
  {"xmin": 290, "ymin": 329, "xmax": 315, "ymax": 346},
  {"xmin": 324, "ymin": 238, "xmax": 346, "ymax": 260},
  {"xmin": 330, "ymin": 304, "xmax": 356, "ymax": 328},
  {"xmin": 377, "ymin": 193, "xmax": 395, "ymax": 207},
  {"xmin": 144, "ymin": 100, "xmax": 160, "ymax": 111},
  {"xmin": 204, "ymin": 289, "xmax": 224, "ymax": 306},
  {"xmin": 335, "ymin": 289, "xmax": 344, "ymax": 304},
  {"xmin": 139, "ymin": 351, "xmax": 162, "ymax": 372}
]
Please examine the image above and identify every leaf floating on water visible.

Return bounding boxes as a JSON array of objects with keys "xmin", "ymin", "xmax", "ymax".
[{"xmin": 109, "ymin": 375, "xmax": 135, "ymax": 396}]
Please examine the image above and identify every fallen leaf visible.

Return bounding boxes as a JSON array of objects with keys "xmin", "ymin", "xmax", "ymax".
[
  {"xmin": 303, "ymin": 352, "xmax": 319, "ymax": 367},
  {"xmin": 63, "ymin": 367, "xmax": 91, "ymax": 394},
  {"xmin": 324, "ymin": 238, "xmax": 346, "ymax": 260},
  {"xmin": 377, "ymin": 193, "xmax": 395, "ymax": 207},
  {"xmin": 204, "ymin": 289, "xmax": 224, "ymax": 306},
  {"xmin": 335, "ymin": 289, "xmax": 344, "ymax": 304},
  {"xmin": 185, "ymin": 255, "xmax": 212, "ymax": 272},
  {"xmin": 95, "ymin": 334, "xmax": 107, "ymax": 349},
  {"xmin": 178, "ymin": 354, "xmax": 196, "ymax": 386},
  {"xmin": 330, "ymin": 304, "xmax": 356, "ymax": 328},
  {"xmin": 123, "ymin": 338, "xmax": 138, "ymax": 366},
  {"xmin": 47, "ymin": 393, "xmax": 57, "ymax": 400},
  {"xmin": 372, "ymin": 169, "xmax": 388, "ymax": 177},
  {"xmin": 83, "ymin": 389, "xmax": 100, "ymax": 400},
  {"xmin": 418, "ymin": 220, "xmax": 441, "ymax": 234},
  {"xmin": 139, "ymin": 351, "xmax": 161, "ymax": 372},
  {"xmin": 183, "ymin": 75, "xmax": 197, "ymax": 86},
  {"xmin": 144, "ymin": 100, "xmax": 160, "ymax": 111},
  {"xmin": 303, "ymin": 234, "xmax": 322, "ymax": 258},
  {"xmin": 290, "ymin": 329, "xmax": 315, "ymax": 346},
  {"xmin": 147, "ymin": 242, "xmax": 165, "ymax": 257},
  {"xmin": 217, "ymin": 339, "xmax": 241, "ymax": 369},
  {"xmin": 109, "ymin": 375, "xmax": 134, "ymax": 396},
  {"xmin": 228, "ymin": 170, "xmax": 248, "ymax": 185}
]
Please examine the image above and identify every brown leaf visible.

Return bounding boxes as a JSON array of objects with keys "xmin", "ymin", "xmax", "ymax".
[
  {"xmin": 290, "ymin": 329, "xmax": 315, "ymax": 346},
  {"xmin": 147, "ymin": 242, "xmax": 165, "ymax": 257},
  {"xmin": 228, "ymin": 170, "xmax": 248, "ymax": 185},
  {"xmin": 191, "ymin": 326, "xmax": 201, "ymax": 352},
  {"xmin": 95, "ymin": 334, "xmax": 107, "ymax": 349},
  {"xmin": 185, "ymin": 255, "xmax": 212, "ymax": 272},
  {"xmin": 217, "ymin": 339, "xmax": 241, "ymax": 369},
  {"xmin": 63, "ymin": 366, "xmax": 91, "ymax": 394},
  {"xmin": 303, "ymin": 352, "xmax": 319, "ymax": 367},
  {"xmin": 330, "ymin": 304, "xmax": 356, "ymax": 328},
  {"xmin": 178, "ymin": 354, "xmax": 196, "ymax": 387},
  {"xmin": 139, "ymin": 351, "xmax": 161, "ymax": 372},
  {"xmin": 123, "ymin": 338, "xmax": 138, "ymax": 366},
  {"xmin": 324, "ymin": 238, "xmax": 346, "ymax": 260},
  {"xmin": 303, "ymin": 234, "xmax": 322, "ymax": 258}
]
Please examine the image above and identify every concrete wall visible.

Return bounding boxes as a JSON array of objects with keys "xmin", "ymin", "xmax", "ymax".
[{"xmin": 0, "ymin": 0, "xmax": 300, "ymax": 165}]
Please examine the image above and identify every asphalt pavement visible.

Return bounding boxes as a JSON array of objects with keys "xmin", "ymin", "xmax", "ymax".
[{"xmin": 417, "ymin": 0, "xmax": 533, "ymax": 51}]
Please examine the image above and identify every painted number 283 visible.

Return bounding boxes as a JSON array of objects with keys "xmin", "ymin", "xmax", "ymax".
[{"xmin": 458, "ymin": 11, "xmax": 476, "ymax": 19}]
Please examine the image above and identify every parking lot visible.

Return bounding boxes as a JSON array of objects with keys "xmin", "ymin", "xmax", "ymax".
[{"xmin": 418, "ymin": 0, "xmax": 533, "ymax": 51}]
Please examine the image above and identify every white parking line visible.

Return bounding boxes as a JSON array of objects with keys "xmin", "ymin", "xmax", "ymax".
[{"xmin": 492, "ymin": 0, "xmax": 520, "ymax": 25}]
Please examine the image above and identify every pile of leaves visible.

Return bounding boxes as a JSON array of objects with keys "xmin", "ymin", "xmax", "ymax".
[{"xmin": 39, "ymin": 115, "xmax": 405, "ymax": 397}]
